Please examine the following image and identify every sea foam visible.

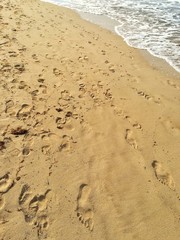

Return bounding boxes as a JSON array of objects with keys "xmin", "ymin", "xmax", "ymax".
[{"xmin": 42, "ymin": 0, "xmax": 180, "ymax": 73}]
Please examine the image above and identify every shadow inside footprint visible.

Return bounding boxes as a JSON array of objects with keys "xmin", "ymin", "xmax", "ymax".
[
  {"xmin": 125, "ymin": 129, "xmax": 138, "ymax": 149},
  {"xmin": 76, "ymin": 184, "xmax": 94, "ymax": 231},
  {"xmin": 0, "ymin": 173, "xmax": 14, "ymax": 194},
  {"xmin": 152, "ymin": 160, "xmax": 175, "ymax": 191}
]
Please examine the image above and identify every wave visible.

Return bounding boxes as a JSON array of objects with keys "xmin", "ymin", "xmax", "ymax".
[{"xmin": 42, "ymin": 0, "xmax": 180, "ymax": 72}]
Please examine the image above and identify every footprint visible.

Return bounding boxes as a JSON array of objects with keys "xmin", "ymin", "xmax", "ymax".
[
  {"xmin": 0, "ymin": 141, "xmax": 6, "ymax": 151},
  {"xmin": 19, "ymin": 184, "xmax": 32, "ymax": 206},
  {"xmin": 0, "ymin": 173, "xmax": 14, "ymax": 194},
  {"xmin": 8, "ymin": 51, "xmax": 18, "ymax": 57},
  {"xmin": 17, "ymin": 104, "xmax": 32, "ymax": 120},
  {"xmin": 76, "ymin": 184, "xmax": 94, "ymax": 231},
  {"xmin": 137, "ymin": 90, "xmax": 152, "ymax": 100},
  {"xmin": 167, "ymin": 80, "xmax": 179, "ymax": 90},
  {"xmin": 41, "ymin": 133, "xmax": 61, "ymax": 155},
  {"xmin": 1, "ymin": 64, "xmax": 12, "ymax": 73},
  {"xmin": 125, "ymin": 116, "xmax": 142, "ymax": 130},
  {"xmin": 19, "ymin": 184, "xmax": 37, "ymax": 223},
  {"xmin": 18, "ymin": 81, "xmax": 30, "ymax": 91},
  {"xmin": 35, "ymin": 214, "xmax": 49, "ymax": 238},
  {"xmin": 104, "ymin": 88, "xmax": 112, "ymax": 100},
  {"xmin": 22, "ymin": 146, "xmax": 31, "ymax": 156},
  {"xmin": 14, "ymin": 63, "xmax": 25, "ymax": 73},
  {"xmin": 37, "ymin": 78, "xmax": 45, "ymax": 83},
  {"xmin": 19, "ymin": 184, "xmax": 50, "ymax": 236},
  {"xmin": 132, "ymin": 123, "xmax": 142, "ymax": 129},
  {"xmin": 31, "ymin": 90, "xmax": 39, "ymax": 99},
  {"xmin": 152, "ymin": 160, "xmax": 175, "ymax": 191},
  {"xmin": 28, "ymin": 195, "xmax": 47, "ymax": 222},
  {"xmin": 108, "ymin": 64, "xmax": 116, "ymax": 73},
  {"xmin": 113, "ymin": 108, "xmax": 125, "ymax": 117},
  {"xmin": 61, "ymin": 90, "xmax": 72, "ymax": 101},
  {"xmin": 125, "ymin": 129, "xmax": 138, "ymax": 149},
  {"xmin": 42, "ymin": 145, "xmax": 51, "ymax": 155},
  {"xmin": 53, "ymin": 68, "xmax": 62, "ymax": 76},
  {"xmin": 78, "ymin": 83, "xmax": 86, "ymax": 98},
  {"xmin": 5, "ymin": 100, "xmax": 14, "ymax": 113},
  {"xmin": 58, "ymin": 135, "xmax": 74, "ymax": 152},
  {"xmin": 58, "ymin": 98, "xmax": 70, "ymax": 108},
  {"xmin": 39, "ymin": 84, "xmax": 47, "ymax": 94},
  {"xmin": 56, "ymin": 116, "xmax": 66, "ymax": 129}
]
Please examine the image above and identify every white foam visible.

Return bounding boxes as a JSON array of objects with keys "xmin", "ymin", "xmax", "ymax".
[{"xmin": 41, "ymin": 0, "xmax": 180, "ymax": 73}]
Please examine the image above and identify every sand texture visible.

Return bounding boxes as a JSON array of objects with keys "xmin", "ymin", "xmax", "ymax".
[{"xmin": 0, "ymin": 0, "xmax": 180, "ymax": 239}]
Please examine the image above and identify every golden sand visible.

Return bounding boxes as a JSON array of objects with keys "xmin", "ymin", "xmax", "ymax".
[{"xmin": 0, "ymin": 0, "xmax": 180, "ymax": 239}]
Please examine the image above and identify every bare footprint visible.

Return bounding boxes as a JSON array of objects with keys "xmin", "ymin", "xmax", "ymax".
[
  {"xmin": 14, "ymin": 63, "xmax": 25, "ymax": 73},
  {"xmin": 76, "ymin": 184, "xmax": 94, "ymax": 231},
  {"xmin": 19, "ymin": 184, "xmax": 50, "ymax": 237},
  {"xmin": 58, "ymin": 135, "xmax": 74, "ymax": 152},
  {"xmin": 0, "ymin": 141, "xmax": 6, "ymax": 151},
  {"xmin": 137, "ymin": 91, "xmax": 152, "ymax": 100},
  {"xmin": 56, "ymin": 116, "xmax": 66, "ymax": 129},
  {"xmin": 0, "ymin": 173, "xmax": 14, "ymax": 194},
  {"xmin": 5, "ymin": 100, "xmax": 14, "ymax": 113},
  {"xmin": 53, "ymin": 68, "xmax": 62, "ymax": 76},
  {"xmin": 19, "ymin": 184, "xmax": 32, "ymax": 206},
  {"xmin": 42, "ymin": 145, "xmax": 51, "ymax": 155},
  {"xmin": 61, "ymin": 90, "xmax": 72, "ymax": 101},
  {"xmin": 167, "ymin": 80, "xmax": 179, "ymax": 90},
  {"xmin": 125, "ymin": 116, "xmax": 142, "ymax": 130},
  {"xmin": 17, "ymin": 104, "xmax": 32, "ymax": 120},
  {"xmin": 125, "ymin": 129, "xmax": 138, "ymax": 149},
  {"xmin": 132, "ymin": 123, "xmax": 142, "ymax": 129},
  {"xmin": 152, "ymin": 160, "xmax": 175, "ymax": 191},
  {"xmin": 36, "ymin": 215, "xmax": 49, "ymax": 238}
]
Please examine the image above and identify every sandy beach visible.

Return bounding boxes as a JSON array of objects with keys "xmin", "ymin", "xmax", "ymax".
[{"xmin": 0, "ymin": 0, "xmax": 180, "ymax": 239}]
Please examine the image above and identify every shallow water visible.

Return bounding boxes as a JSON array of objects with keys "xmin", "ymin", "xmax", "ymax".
[{"xmin": 42, "ymin": 0, "xmax": 180, "ymax": 73}]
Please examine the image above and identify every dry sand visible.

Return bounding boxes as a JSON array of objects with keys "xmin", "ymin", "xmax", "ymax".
[{"xmin": 0, "ymin": 0, "xmax": 180, "ymax": 239}]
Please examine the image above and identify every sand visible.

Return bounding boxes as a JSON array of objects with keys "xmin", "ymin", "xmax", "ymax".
[{"xmin": 0, "ymin": 0, "xmax": 180, "ymax": 239}]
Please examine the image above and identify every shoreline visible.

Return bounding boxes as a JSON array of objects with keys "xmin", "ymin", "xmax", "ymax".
[
  {"xmin": 79, "ymin": 11, "xmax": 180, "ymax": 78},
  {"xmin": 1, "ymin": 0, "xmax": 180, "ymax": 239},
  {"xmin": 42, "ymin": 0, "xmax": 180, "ymax": 77},
  {"xmin": 79, "ymin": 11, "xmax": 180, "ymax": 79},
  {"xmin": 140, "ymin": 49, "xmax": 180, "ymax": 79}
]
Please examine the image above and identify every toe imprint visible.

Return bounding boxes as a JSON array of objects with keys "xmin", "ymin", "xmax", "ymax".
[
  {"xmin": 152, "ymin": 160, "xmax": 175, "ymax": 191},
  {"xmin": 76, "ymin": 184, "xmax": 94, "ymax": 231},
  {"xmin": 125, "ymin": 129, "xmax": 138, "ymax": 149}
]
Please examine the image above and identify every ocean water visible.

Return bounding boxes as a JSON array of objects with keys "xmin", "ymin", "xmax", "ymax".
[{"xmin": 42, "ymin": 0, "xmax": 180, "ymax": 73}]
